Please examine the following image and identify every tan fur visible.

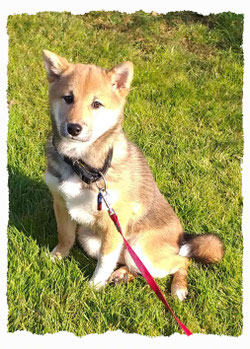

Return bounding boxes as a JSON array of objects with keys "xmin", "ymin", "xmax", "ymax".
[
  {"xmin": 52, "ymin": 194, "xmax": 77, "ymax": 258},
  {"xmin": 43, "ymin": 50, "xmax": 223, "ymax": 299},
  {"xmin": 109, "ymin": 266, "xmax": 136, "ymax": 284},
  {"xmin": 184, "ymin": 234, "xmax": 224, "ymax": 263},
  {"xmin": 171, "ymin": 266, "xmax": 189, "ymax": 301}
]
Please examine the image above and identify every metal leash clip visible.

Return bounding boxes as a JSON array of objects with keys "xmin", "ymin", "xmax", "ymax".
[{"xmin": 96, "ymin": 172, "xmax": 114, "ymax": 214}]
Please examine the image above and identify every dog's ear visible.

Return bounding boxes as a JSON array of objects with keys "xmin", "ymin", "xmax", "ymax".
[
  {"xmin": 108, "ymin": 61, "xmax": 134, "ymax": 97},
  {"xmin": 42, "ymin": 50, "xmax": 69, "ymax": 82}
]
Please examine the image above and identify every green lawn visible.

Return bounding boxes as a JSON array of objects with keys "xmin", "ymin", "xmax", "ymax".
[{"xmin": 7, "ymin": 11, "xmax": 243, "ymax": 336}]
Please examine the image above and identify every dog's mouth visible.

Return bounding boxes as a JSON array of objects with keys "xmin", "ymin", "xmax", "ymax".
[{"xmin": 67, "ymin": 135, "xmax": 91, "ymax": 142}]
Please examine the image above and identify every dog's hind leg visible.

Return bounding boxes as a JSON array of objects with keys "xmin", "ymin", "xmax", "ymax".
[
  {"xmin": 171, "ymin": 261, "xmax": 189, "ymax": 301},
  {"xmin": 109, "ymin": 266, "xmax": 136, "ymax": 285},
  {"xmin": 123, "ymin": 229, "xmax": 190, "ymax": 300}
]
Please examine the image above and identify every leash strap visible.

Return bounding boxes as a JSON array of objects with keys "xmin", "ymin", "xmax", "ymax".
[
  {"xmin": 108, "ymin": 210, "xmax": 192, "ymax": 336},
  {"xmin": 58, "ymin": 140, "xmax": 193, "ymax": 335}
]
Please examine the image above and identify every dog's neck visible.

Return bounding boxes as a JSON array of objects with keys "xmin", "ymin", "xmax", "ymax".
[
  {"xmin": 52, "ymin": 122, "xmax": 122, "ymax": 173},
  {"xmin": 52, "ymin": 135, "xmax": 114, "ymax": 184}
]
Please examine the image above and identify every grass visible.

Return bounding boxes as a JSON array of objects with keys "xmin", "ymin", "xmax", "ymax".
[{"xmin": 7, "ymin": 11, "xmax": 243, "ymax": 336}]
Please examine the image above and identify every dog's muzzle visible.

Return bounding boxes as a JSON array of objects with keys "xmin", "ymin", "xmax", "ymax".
[{"xmin": 60, "ymin": 122, "xmax": 91, "ymax": 142}]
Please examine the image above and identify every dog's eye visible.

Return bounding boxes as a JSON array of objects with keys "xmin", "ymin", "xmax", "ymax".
[
  {"xmin": 92, "ymin": 100, "xmax": 103, "ymax": 109},
  {"xmin": 63, "ymin": 95, "xmax": 74, "ymax": 104}
]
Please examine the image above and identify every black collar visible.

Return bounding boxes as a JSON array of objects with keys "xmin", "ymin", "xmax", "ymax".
[{"xmin": 52, "ymin": 137, "xmax": 113, "ymax": 185}]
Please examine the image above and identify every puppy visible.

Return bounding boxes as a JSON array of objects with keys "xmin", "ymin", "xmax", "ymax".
[{"xmin": 42, "ymin": 50, "xmax": 223, "ymax": 300}]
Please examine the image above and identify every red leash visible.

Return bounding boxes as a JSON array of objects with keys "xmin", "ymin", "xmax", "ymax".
[
  {"xmin": 96, "ymin": 181, "xmax": 192, "ymax": 336},
  {"xmin": 108, "ymin": 210, "xmax": 192, "ymax": 336}
]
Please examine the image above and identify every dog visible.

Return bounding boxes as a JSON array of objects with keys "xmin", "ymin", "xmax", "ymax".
[{"xmin": 42, "ymin": 50, "xmax": 224, "ymax": 301}]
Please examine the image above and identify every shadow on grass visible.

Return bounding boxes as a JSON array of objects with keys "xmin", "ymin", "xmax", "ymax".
[
  {"xmin": 162, "ymin": 11, "xmax": 244, "ymax": 54},
  {"xmin": 88, "ymin": 10, "xmax": 243, "ymax": 55},
  {"xmin": 8, "ymin": 166, "xmax": 55, "ymax": 248},
  {"xmin": 8, "ymin": 166, "xmax": 96, "ymax": 277}
]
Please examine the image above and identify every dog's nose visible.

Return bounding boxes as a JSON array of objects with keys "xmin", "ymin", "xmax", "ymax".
[{"xmin": 67, "ymin": 123, "xmax": 82, "ymax": 136}]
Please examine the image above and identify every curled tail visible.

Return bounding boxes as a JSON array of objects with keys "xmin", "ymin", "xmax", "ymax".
[{"xmin": 179, "ymin": 233, "xmax": 224, "ymax": 263}]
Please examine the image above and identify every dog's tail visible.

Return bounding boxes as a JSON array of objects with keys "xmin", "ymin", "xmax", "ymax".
[{"xmin": 179, "ymin": 233, "xmax": 224, "ymax": 263}]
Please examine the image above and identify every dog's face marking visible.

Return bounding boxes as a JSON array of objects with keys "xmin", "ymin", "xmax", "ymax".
[
  {"xmin": 42, "ymin": 50, "xmax": 134, "ymax": 149},
  {"xmin": 51, "ymin": 68, "xmax": 121, "ymax": 145}
]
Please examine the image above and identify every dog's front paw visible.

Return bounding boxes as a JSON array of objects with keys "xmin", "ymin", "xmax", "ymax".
[
  {"xmin": 50, "ymin": 246, "xmax": 69, "ymax": 261},
  {"xmin": 89, "ymin": 277, "xmax": 107, "ymax": 290},
  {"xmin": 50, "ymin": 251, "xmax": 63, "ymax": 261}
]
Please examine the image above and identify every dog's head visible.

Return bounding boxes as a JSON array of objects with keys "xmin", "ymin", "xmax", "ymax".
[{"xmin": 42, "ymin": 50, "xmax": 134, "ymax": 146}]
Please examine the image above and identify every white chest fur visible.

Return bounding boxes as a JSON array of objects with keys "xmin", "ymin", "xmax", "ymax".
[
  {"xmin": 65, "ymin": 185, "xmax": 98, "ymax": 226},
  {"xmin": 45, "ymin": 172, "xmax": 119, "ymax": 226}
]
